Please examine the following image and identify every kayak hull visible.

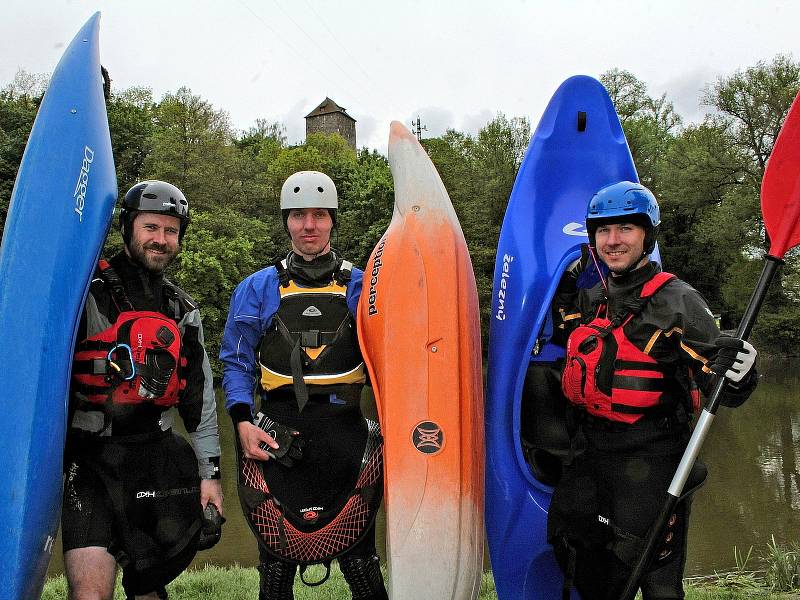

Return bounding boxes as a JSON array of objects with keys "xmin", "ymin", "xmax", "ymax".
[
  {"xmin": 0, "ymin": 13, "xmax": 117, "ymax": 598},
  {"xmin": 485, "ymin": 75, "xmax": 638, "ymax": 600},
  {"xmin": 358, "ymin": 121, "xmax": 484, "ymax": 600}
]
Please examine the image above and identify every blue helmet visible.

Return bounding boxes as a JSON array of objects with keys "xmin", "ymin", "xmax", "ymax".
[{"xmin": 586, "ymin": 181, "xmax": 660, "ymax": 254}]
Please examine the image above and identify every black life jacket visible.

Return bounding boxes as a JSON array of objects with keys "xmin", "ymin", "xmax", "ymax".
[
  {"xmin": 258, "ymin": 258, "xmax": 366, "ymax": 412},
  {"xmin": 72, "ymin": 260, "xmax": 186, "ymax": 408},
  {"xmin": 562, "ymin": 272, "xmax": 699, "ymax": 424}
]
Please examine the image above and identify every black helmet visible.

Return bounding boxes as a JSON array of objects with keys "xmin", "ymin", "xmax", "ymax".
[{"xmin": 120, "ymin": 180, "xmax": 190, "ymax": 244}]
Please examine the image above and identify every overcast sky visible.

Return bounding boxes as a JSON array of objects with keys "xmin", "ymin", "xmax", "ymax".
[{"xmin": 3, "ymin": 0, "xmax": 799, "ymax": 153}]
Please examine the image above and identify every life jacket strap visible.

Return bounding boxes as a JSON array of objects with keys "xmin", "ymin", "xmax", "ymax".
[
  {"xmin": 290, "ymin": 338, "xmax": 310, "ymax": 413},
  {"xmin": 611, "ymin": 375, "xmax": 671, "ymax": 392},
  {"xmin": 73, "ymin": 358, "xmax": 116, "ymax": 376},
  {"xmin": 74, "ymin": 382, "xmax": 117, "ymax": 397},
  {"xmin": 609, "ymin": 402, "xmax": 680, "ymax": 417},
  {"xmin": 97, "ymin": 260, "xmax": 135, "ymax": 313},
  {"xmin": 613, "ymin": 359, "xmax": 671, "ymax": 372},
  {"xmin": 76, "ymin": 339, "xmax": 115, "ymax": 352},
  {"xmin": 274, "ymin": 258, "xmax": 291, "ymax": 288},
  {"xmin": 299, "ymin": 562, "xmax": 331, "ymax": 587}
]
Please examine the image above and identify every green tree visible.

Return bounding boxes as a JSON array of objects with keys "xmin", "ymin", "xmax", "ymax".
[
  {"xmin": 174, "ymin": 209, "xmax": 275, "ymax": 372},
  {"xmin": 107, "ymin": 86, "xmax": 156, "ymax": 194},
  {"xmin": 424, "ymin": 113, "xmax": 531, "ymax": 341},
  {"xmin": 656, "ymin": 121, "xmax": 749, "ymax": 308},
  {"xmin": 704, "ymin": 54, "xmax": 800, "ymax": 189},
  {"xmin": 268, "ymin": 132, "xmax": 357, "ymax": 193},
  {"xmin": 337, "ymin": 148, "xmax": 394, "ymax": 266},
  {"xmin": 143, "ymin": 87, "xmax": 237, "ymax": 213},
  {"xmin": 601, "ymin": 68, "xmax": 681, "ymax": 193},
  {"xmin": 230, "ymin": 119, "xmax": 286, "ymax": 219},
  {"xmin": 0, "ymin": 70, "xmax": 46, "ymax": 239},
  {"xmin": 701, "ymin": 55, "xmax": 800, "ymax": 345}
]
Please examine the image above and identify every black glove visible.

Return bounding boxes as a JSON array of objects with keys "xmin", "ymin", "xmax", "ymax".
[
  {"xmin": 254, "ymin": 412, "xmax": 306, "ymax": 467},
  {"xmin": 197, "ymin": 502, "xmax": 225, "ymax": 550},
  {"xmin": 708, "ymin": 336, "xmax": 757, "ymax": 384}
]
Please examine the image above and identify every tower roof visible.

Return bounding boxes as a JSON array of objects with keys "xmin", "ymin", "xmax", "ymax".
[{"xmin": 305, "ymin": 97, "xmax": 356, "ymax": 122}]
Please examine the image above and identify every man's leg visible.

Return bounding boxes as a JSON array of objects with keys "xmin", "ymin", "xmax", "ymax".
[
  {"xmin": 258, "ymin": 544, "xmax": 297, "ymax": 600},
  {"xmin": 338, "ymin": 527, "xmax": 388, "ymax": 600},
  {"xmin": 63, "ymin": 457, "xmax": 118, "ymax": 600},
  {"xmin": 338, "ymin": 553, "xmax": 388, "ymax": 600},
  {"xmin": 639, "ymin": 500, "xmax": 692, "ymax": 600},
  {"xmin": 64, "ymin": 546, "xmax": 117, "ymax": 600}
]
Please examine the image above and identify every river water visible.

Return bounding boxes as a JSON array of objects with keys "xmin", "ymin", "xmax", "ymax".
[{"xmin": 47, "ymin": 357, "xmax": 799, "ymax": 578}]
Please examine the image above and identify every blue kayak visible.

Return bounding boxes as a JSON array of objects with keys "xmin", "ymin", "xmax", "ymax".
[
  {"xmin": 0, "ymin": 13, "xmax": 117, "ymax": 598},
  {"xmin": 485, "ymin": 75, "xmax": 639, "ymax": 600}
]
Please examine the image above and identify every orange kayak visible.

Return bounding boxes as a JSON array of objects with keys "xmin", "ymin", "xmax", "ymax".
[{"xmin": 357, "ymin": 121, "xmax": 484, "ymax": 599}]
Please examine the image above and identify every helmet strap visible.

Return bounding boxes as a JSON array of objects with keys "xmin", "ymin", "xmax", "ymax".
[{"xmin": 588, "ymin": 245, "xmax": 608, "ymax": 292}]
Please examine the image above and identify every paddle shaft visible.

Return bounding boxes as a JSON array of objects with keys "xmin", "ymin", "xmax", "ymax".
[{"xmin": 618, "ymin": 255, "xmax": 783, "ymax": 600}]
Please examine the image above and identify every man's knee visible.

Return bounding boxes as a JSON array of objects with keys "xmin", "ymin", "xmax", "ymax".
[
  {"xmin": 64, "ymin": 546, "xmax": 117, "ymax": 600},
  {"xmin": 338, "ymin": 554, "xmax": 388, "ymax": 600},
  {"xmin": 640, "ymin": 559, "xmax": 686, "ymax": 600}
]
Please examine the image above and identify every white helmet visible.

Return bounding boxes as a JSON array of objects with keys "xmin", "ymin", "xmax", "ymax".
[{"xmin": 280, "ymin": 171, "xmax": 338, "ymax": 210}]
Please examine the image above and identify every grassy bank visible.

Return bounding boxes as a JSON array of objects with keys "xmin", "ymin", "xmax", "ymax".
[{"xmin": 42, "ymin": 564, "xmax": 798, "ymax": 599}]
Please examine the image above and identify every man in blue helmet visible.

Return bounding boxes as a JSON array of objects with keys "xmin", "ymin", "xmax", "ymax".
[
  {"xmin": 63, "ymin": 181, "xmax": 224, "ymax": 600},
  {"xmin": 548, "ymin": 181, "xmax": 758, "ymax": 600}
]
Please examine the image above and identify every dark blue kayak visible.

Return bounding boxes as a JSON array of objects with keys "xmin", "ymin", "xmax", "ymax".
[
  {"xmin": 485, "ymin": 75, "xmax": 639, "ymax": 600},
  {"xmin": 0, "ymin": 13, "xmax": 116, "ymax": 598}
]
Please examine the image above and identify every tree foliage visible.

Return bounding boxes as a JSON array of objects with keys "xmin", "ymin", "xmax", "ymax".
[
  {"xmin": 0, "ymin": 70, "xmax": 44, "ymax": 236},
  {"xmin": 2, "ymin": 56, "xmax": 800, "ymax": 364},
  {"xmin": 423, "ymin": 114, "xmax": 531, "ymax": 336}
]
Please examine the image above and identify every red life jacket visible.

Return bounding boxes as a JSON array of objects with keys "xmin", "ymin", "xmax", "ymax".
[
  {"xmin": 562, "ymin": 272, "xmax": 698, "ymax": 424},
  {"xmin": 72, "ymin": 260, "xmax": 186, "ymax": 407}
]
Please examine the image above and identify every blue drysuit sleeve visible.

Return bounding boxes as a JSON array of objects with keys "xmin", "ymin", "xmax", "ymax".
[
  {"xmin": 220, "ymin": 267, "xmax": 281, "ymax": 413},
  {"xmin": 346, "ymin": 267, "xmax": 364, "ymax": 315}
]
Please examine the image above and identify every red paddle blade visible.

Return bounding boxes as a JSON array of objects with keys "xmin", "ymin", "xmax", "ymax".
[{"xmin": 762, "ymin": 90, "xmax": 800, "ymax": 258}]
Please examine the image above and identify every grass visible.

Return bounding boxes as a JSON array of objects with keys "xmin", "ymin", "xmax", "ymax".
[
  {"xmin": 764, "ymin": 535, "xmax": 800, "ymax": 592},
  {"xmin": 42, "ymin": 563, "xmax": 495, "ymax": 599},
  {"xmin": 43, "ymin": 564, "xmax": 800, "ymax": 599},
  {"xmin": 43, "ymin": 540, "xmax": 800, "ymax": 599}
]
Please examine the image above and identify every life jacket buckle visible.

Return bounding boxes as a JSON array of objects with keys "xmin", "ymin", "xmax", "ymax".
[
  {"xmin": 106, "ymin": 343, "xmax": 136, "ymax": 381},
  {"xmin": 300, "ymin": 330, "xmax": 321, "ymax": 348}
]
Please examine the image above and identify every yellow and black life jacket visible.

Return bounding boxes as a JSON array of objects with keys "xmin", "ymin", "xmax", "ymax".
[{"xmin": 258, "ymin": 258, "xmax": 366, "ymax": 412}]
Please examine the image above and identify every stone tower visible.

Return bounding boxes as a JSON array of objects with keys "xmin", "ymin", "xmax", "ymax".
[{"xmin": 305, "ymin": 97, "xmax": 356, "ymax": 150}]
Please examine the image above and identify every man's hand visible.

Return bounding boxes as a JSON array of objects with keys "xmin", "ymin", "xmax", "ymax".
[
  {"xmin": 197, "ymin": 486, "xmax": 226, "ymax": 551},
  {"xmin": 200, "ymin": 478, "xmax": 224, "ymax": 515},
  {"xmin": 237, "ymin": 420, "xmax": 280, "ymax": 461},
  {"xmin": 251, "ymin": 413, "xmax": 305, "ymax": 467},
  {"xmin": 709, "ymin": 336, "xmax": 757, "ymax": 383}
]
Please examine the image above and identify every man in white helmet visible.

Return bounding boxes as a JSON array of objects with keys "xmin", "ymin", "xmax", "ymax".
[{"xmin": 221, "ymin": 171, "xmax": 388, "ymax": 600}]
